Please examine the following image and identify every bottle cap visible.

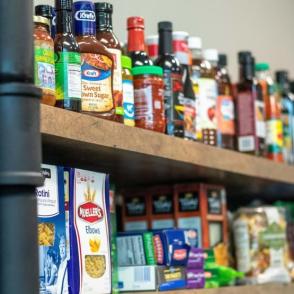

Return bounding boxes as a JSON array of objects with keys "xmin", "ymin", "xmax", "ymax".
[
  {"xmin": 127, "ymin": 16, "xmax": 144, "ymax": 30},
  {"xmin": 255, "ymin": 63, "xmax": 270, "ymax": 71},
  {"xmin": 290, "ymin": 81, "xmax": 294, "ymax": 94},
  {"xmin": 33, "ymin": 15, "xmax": 50, "ymax": 27},
  {"xmin": 121, "ymin": 55, "xmax": 132, "ymax": 70},
  {"xmin": 35, "ymin": 5, "xmax": 55, "ymax": 19},
  {"xmin": 132, "ymin": 65, "xmax": 163, "ymax": 76},
  {"xmin": 55, "ymin": 0, "xmax": 73, "ymax": 11},
  {"xmin": 203, "ymin": 49, "xmax": 218, "ymax": 62},
  {"xmin": 188, "ymin": 36, "xmax": 202, "ymax": 50},
  {"xmin": 146, "ymin": 35, "xmax": 158, "ymax": 45},
  {"xmin": 172, "ymin": 31, "xmax": 189, "ymax": 40},
  {"xmin": 238, "ymin": 51, "xmax": 252, "ymax": 64},
  {"xmin": 218, "ymin": 54, "xmax": 227, "ymax": 67},
  {"xmin": 158, "ymin": 21, "xmax": 172, "ymax": 32},
  {"xmin": 95, "ymin": 2, "xmax": 113, "ymax": 13},
  {"xmin": 276, "ymin": 70, "xmax": 289, "ymax": 84}
]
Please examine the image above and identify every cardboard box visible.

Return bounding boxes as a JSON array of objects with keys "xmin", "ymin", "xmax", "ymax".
[{"xmin": 158, "ymin": 266, "xmax": 186, "ymax": 291}]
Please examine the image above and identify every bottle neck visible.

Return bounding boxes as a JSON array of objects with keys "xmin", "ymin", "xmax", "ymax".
[
  {"xmin": 239, "ymin": 63, "xmax": 254, "ymax": 82},
  {"xmin": 96, "ymin": 11, "xmax": 113, "ymax": 31},
  {"xmin": 128, "ymin": 27, "xmax": 145, "ymax": 52},
  {"xmin": 158, "ymin": 30, "xmax": 172, "ymax": 55},
  {"xmin": 56, "ymin": 10, "xmax": 73, "ymax": 34}
]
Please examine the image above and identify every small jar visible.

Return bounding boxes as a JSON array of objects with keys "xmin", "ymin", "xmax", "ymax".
[
  {"xmin": 33, "ymin": 16, "xmax": 56, "ymax": 106},
  {"xmin": 122, "ymin": 55, "xmax": 135, "ymax": 127},
  {"xmin": 132, "ymin": 66, "xmax": 165, "ymax": 133}
]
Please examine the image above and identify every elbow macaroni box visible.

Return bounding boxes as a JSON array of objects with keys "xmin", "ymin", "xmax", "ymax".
[
  {"xmin": 37, "ymin": 164, "xmax": 68, "ymax": 294},
  {"xmin": 67, "ymin": 168, "xmax": 111, "ymax": 294}
]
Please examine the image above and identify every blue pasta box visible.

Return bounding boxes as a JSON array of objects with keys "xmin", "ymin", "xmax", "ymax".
[
  {"xmin": 37, "ymin": 164, "xmax": 68, "ymax": 294},
  {"xmin": 158, "ymin": 266, "xmax": 186, "ymax": 291},
  {"xmin": 67, "ymin": 168, "xmax": 112, "ymax": 294}
]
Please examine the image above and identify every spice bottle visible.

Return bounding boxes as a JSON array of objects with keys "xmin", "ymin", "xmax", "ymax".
[
  {"xmin": 276, "ymin": 71, "xmax": 294, "ymax": 164},
  {"xmin": 256, "ymin": 63, "xmax": 283, "ymax": 162},
  {"xmin": 216, "ymin": 54, "xmax": 235, "ymax": 149},
  {"xmin": 132, "ymin": 66, "xmax": 165, "ymax": 133},
  {"xmin": 73, "ymin": 0, "xmax": 114, "ymax": 119},
  {"xmin": 121, "ymin": 55, "xmax": 135, "ymax": 127},
  {"xmin": 127, "ymin": 17, "xmax": 153, "ymax": 68},
  {"xmin": 155, "ymin": 22, "xmax": 184, "ymax": 138},
  {"xmin": 33, "ymin": 16, "xmax": 56, "ymax": 106},
  {"xmin": 35, "ymin": 5, "xmax": 56, "ymax": 39},
  {"xmin": 146, "ymin": 35, "xmax": 159, "ymax": 62},
  {"xmin": 54, "ymin": 0, "xmax": 81, "ymax": 112},
  {"xmin": 95, "ymin": 2, "xmax": 123, "ymax": 122}
]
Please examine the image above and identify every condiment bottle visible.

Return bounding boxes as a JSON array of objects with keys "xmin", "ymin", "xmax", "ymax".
[
  {"xmin": 121, "ymin": 55, "xmax": 135, "ymax": 127},
  {"xmin": 276, "ymin": 71, "xmax": 294, "ymax": 164},
  {"xmin": 95, "ymin": 2, "xmax": 123, "ymax": 122},
  {"xmin": 146, "ymin": 35, "xmax": 159, "ymax": 62},
  {"xmin": 132, "ymin": 66, "xmax": 165, "ymax": 133},
  {"xmin": 54, "ymin": 0, "xmax": 81, "ymax": 112},
  {"xmin": 33, "ymin": 15, "xmax": 56, "ymax": 106},
  {"xmin": 155, "ymin": 22, "xmax": 184, "ymax": 138},
  {"xmin": 127, "ymin": 17, "xmax": 153, "ymax": 67},
  {"xmin": 198, "ymin": 49, "xmax": 219, "ymax": 146},
  {"xmin": 216, "ymin": 54, "xmax": 235, "ymax": 149},
  {"xmin": 35, "ymin": 5, "xmax": 56, "ymax": 39},
  {"xmin": 256, "ymin": 63, "xmax": 283, "ymax": 162},
  {"xmin": 73, "ymin": 0, "xmax": 114, "ymax": 119}
]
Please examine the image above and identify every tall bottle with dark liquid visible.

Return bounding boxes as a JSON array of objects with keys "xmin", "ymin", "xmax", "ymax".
[
  {"xmin": 155, "ymin": 21, "xmax": 184, "ymax": 138},
  {"xmin": 127, "ymin": 17, "xmax": 153, "ymax": 67},
  {"xmin": 55, "ymin": 0, "xmax": 81, "ymax": 112}
]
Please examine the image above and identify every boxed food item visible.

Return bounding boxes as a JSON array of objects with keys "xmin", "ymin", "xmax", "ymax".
[
  {"xmin": 37, "ymin": 164, "xmax": 68, "ymax": 293},
  {"xmin": 118, "ymin": 265, "xmax": 157, "ymax": 292},
  {"xmin": 186, "ymin": 269, "xmax": 205, "ymax": 289},
  {"xmin": 158, "ymin": 266, "xmax": 186, "ymax": 291},
  {"xmin": 233, "ymin": 206, "xmax": 291, "ymax": 284},
  {"xmin": 68, "ymin": 168, "xmax": 111, "ymax": 293}
]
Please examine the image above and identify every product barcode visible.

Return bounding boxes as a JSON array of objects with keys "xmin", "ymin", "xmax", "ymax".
[
  {"xmin": 134, "ymin": 267, "xmax": 151, "ymax": 282},
  {"xmin": 238, "ymin": 136, "xmax": 255, "ymax": 152}
]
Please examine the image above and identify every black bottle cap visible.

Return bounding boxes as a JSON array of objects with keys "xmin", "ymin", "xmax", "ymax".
[
  {"xmin": 238, "ymin": 51, "xmax": 252, "ymax": 64},
  {"xmin": 95, "ymin": 2, "xmax": 113, "ymax": 13},
  {"xmin": 290, "ymin": 81, "xmax": 294, "ymax": 93},
  {"xmin": 55, "ymin": 0, "xmax": 73, "ymax": 11},
  {"xmin": 35, "ymin": 5, "xmax": 55, "ymax": 19},
  {"xmin": 218, "ymin": 54, "xmax": 227, "ymax": 67},
  {"xmin": 158, "ymin": 21, "xmax": 172, "ymax": 32},
  {"xmin": 276, "ymin": 70, "xmax": 289, "ymax": 84}
]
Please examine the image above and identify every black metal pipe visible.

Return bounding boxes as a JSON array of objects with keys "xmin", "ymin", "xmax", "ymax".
[{"xmin": 0, "ymin": 0, "xmax": 43, "ymax": 293}]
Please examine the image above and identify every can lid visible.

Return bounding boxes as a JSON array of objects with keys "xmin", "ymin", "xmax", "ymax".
[
  {"xmin": 55, "ymin": 0, "xmax": 73, "ymax": 11},
  {"xmin": 132, "ymin": 65, "xmax": 163, "ymax": 76},
  {"xmin": 35, "ymin": 5, "xmax": 55, "ymax": 18},
  {"xmin": 34, "ymin": 15, "xmax": 50, "ymax": 27},
  {"xmin": 146, "ymin": 35, "xmax": 158, "ymax": 45},
  {"xmin": 188, "ymin": 36, "xmax": 202, "ymax": 49},
  {"xmin": 255, "ymin": 63, "xmax": 270, "ymax": 71},
  {"xmin": 172, "ymin": 31, "xmax": 189, "ymax": 40},
  {"xmin": 95, "ymin": 2, "xmax": 113, "ymax": 13},
  {"xmin": 127, "ymin": 16, "xmax": 144, "ymax": 29},
  {"xmin": 203, "ymin": 49, "xmax": 219, "ymax": 62},
  {"xmin": 121, "ymin": 55, "xmax": 132, "ymax": 70}
]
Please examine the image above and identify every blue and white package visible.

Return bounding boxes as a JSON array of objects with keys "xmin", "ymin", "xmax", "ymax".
[
  {"xmin": 37, "ymin": 164, "xmax": 68, "ymax": 294},
  {"xmin": 68, "ymin": 168, "xmax": 111, "ymax": 294}
]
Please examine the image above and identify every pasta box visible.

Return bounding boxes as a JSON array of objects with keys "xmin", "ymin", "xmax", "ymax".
[
  {"xmin": 67, "ymin": 168, "xmax": 111, "ymax": 294},
  {"xmin": 157, "ymin": 266, "xmax": 186, "ymax": 291}
]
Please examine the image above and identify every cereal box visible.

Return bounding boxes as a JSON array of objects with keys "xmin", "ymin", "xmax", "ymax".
[
  {"xmin": 37, "ymin": 164, "xmax": 68, "ymax": 294},
  {"xmin": 68, "ymin": 168, "xmax": 111, "ymax": 294}
]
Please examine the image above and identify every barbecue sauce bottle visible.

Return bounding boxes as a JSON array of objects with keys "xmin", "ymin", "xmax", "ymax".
[{"xmin": 73, "ymin": 0, "xmax": 114, "ymax": 119}]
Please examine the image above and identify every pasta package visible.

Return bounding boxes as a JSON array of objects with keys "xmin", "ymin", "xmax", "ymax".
[
  {"xmin": 36, "ymin": 164, "xmax": 68, "ymax": 294},
  {"xmin": 68, "ymin": 168, "xmax": 111, "ymax": 294}
]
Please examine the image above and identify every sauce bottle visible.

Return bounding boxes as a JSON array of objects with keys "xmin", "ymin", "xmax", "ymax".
[
  {"xmin": 95, "ymin": 2, "xmax": 123, "ymax": 122},
  {"xmin": 73, "ymin": 0, "xmax": 114, "ymax": 119},
  {"xmin": 54, "ymin": 0, "xmax": 81, "ymax": 112},
  {"xmin": 276, "ymin": 70, "xmax": 293, "ymax": 163},
  {"xmin": 216, "ymin": 54, "xmax": 235, "ymax": 149},
  {"xmin": 35, "ymin": 5, "xmax": 56, "ymax": 39},
  {"xmin": 256, "ymin": 63, "xmax": 283, "ymax": 162},
  {"xmin": 155, "ymin": 22, "xmax": 184, "ymax": 138},
  {"xmin": 127, "ymin": 17, "xmax": 153, "ymax": 68},
  {"xmin": 146, "ymin": 35, "xmax": 159, "ymax": 62}
]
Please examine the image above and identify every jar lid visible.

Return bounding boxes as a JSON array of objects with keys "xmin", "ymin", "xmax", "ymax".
[
  {"xmin": 132, "ymin": 66, "xmax": 163, "ymax": 76},
  {"xmin": 255, "ymin": 63, "xmax": 270, "ymax": 71},
  {"xmin": 34, "ymin": 15, "xmax": 50, "ymax": 27},
  {"xmin": 121, "ymin": 55, "xmax": 132, "ymax": 70}
]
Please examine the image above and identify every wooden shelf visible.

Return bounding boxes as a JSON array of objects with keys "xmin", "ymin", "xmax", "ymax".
[
  {"xmin": 41, "ymin": 105, "xmax": 294, "ymax": 200},
  {"xmin": 135, "ymin": 284, "xmax": 294, "ymax": 294}
]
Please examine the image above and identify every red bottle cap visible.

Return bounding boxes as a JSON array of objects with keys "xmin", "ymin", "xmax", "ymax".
[{"xmin": 127, "ymin": 16, "xmax": 144, "ymax": 30}]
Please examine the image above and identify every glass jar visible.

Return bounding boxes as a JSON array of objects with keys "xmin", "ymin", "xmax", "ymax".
[
  {"xmin": 33, "ymin": 16, "xmax": 56, "ymax": 106},
  {"xmin": 132, "ymin": 66, "xmax": 165, "ymax": 133}
]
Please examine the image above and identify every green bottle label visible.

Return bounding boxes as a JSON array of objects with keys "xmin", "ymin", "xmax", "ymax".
[{"xmin": 55, "ymin": 52, "xmax": 81, "ymax": 101}]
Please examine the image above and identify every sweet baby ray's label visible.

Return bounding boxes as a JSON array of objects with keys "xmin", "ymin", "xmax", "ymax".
[{"xmin": 69, "ymin": 169, "xmax": 111, "ymax": 294}]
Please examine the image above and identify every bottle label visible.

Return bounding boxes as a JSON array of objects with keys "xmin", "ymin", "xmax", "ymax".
[
  {"xmin": 73, "ymin": 1, "xmax": 96, "ymax": 35},
  {"xmin": 108, "ymin": 48, "xmax": 123, "ymax": 117},
  {"xmin": 184, "ymin": 97, "xmax": 196, "ymax": 140},
  {"xmin": 55, "ymin": 52, "xmax": 81, "ymax": 101},
  {"xmin": 81, "ymin": 53, "xmax": 113, "ymax": 113},
  {"xmin": 122, "ymin": 79, "xmax": 135, "ymax": 126},
  {"xmin": 217, "ymin": 95, "xmax": 235, "ymax": 135},
  {"xmin": 266, "ymin": 119, "xmax": 283, "ymax": 154},
  {"xmin": 255, "ymin": 100, "xmax": 266, "ymax": 139},
  {"xmin": 34, "ymin": 46, "xmax": 55, "ymax": 95}
]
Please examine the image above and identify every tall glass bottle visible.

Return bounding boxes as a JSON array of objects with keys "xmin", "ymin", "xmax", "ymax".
[
  {"xmin": 35, "ymin": 4, "xmax": 56, "ymax": 39},
  {"xmin": 95, "ymin": 2, "xmax": 123, "ymax": 122},
  {"xmin": 55, "ymin": 0, "xmax": 81, "ymax": 112},
  {"xmin": 127, "ymin": 17, "xmax": 153, "ymax": 67},
  {"xmin": 216, "ymin": 54, "xmax": 235, "ymax": 149},
  {"xmin": 73, "ymin": 0, "xmax": 114, "ymax": 119},
  {"xmin": 155, "ymin": 21, "xmax": 184, "ymax": 138}
]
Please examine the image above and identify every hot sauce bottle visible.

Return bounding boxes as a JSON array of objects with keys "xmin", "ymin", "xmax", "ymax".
[
  {"xmin": 95, "ymin": 2, "xmax": 123, "ymax": 122},
  {"xmin": 54, "ymin": 0, "xmax": 81, "ymax": 112},
  {"xmin": 73, "ymin": 0, "xmax": 114, "ymax": 119},
  {"xmin": 155, "ymin": 22, "xmax": 184, "ymax": 138},
  {"xmin": 127, "ymin": 17, "xmax": 153, "ymax": 67}
]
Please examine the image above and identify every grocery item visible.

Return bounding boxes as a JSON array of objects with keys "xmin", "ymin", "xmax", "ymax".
[
  {"xmin": 146, "ymin": 35, "xmax": 159, "ymax": 62},
  {"xmin": 186, "ymin": 269, "xmax": 205, "ymax": 289},
  {"xmin": 68, "ymin": 168, "xmax": 111, "ymax": 293},
  {"xmin": 158, "ymin": 266, "xmax": 186, "ymax": 291},
  {"xmin": 34, "ymin": 15, "xmax": 56, "ymax": 106},
  {"xmin": 35, "ymin": 4, "xmax": 56, "ymax": 38}
]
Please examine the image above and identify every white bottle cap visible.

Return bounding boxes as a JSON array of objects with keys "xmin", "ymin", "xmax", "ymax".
[
  {"xmin": 172, "ymin": 31, "xmax": 189, "ymax": 40},
  {"xmin": 146, "ymin": 35, "xmax": 158, "ymax": 45},
  {"xmin": 203, "ymin": 49, "xmax": 219, "ymax": 62},
  {"xmin": 188, "ymin": 36, "xmax": 202, "ymax": 50}
]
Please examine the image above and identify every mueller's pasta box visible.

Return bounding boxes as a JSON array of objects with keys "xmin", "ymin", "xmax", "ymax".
[
  {"xmin": 37, "ymin": 164, "xmax": 68, "ymax": 294},
  {"xmin": 68, "ymin": 168, "xmax": 111, "ymax": 294}
]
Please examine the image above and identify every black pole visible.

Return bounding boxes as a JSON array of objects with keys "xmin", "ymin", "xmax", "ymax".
[{"xmin": 0, "ymin": 0, "xmax": 43, "ymax": 293}]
